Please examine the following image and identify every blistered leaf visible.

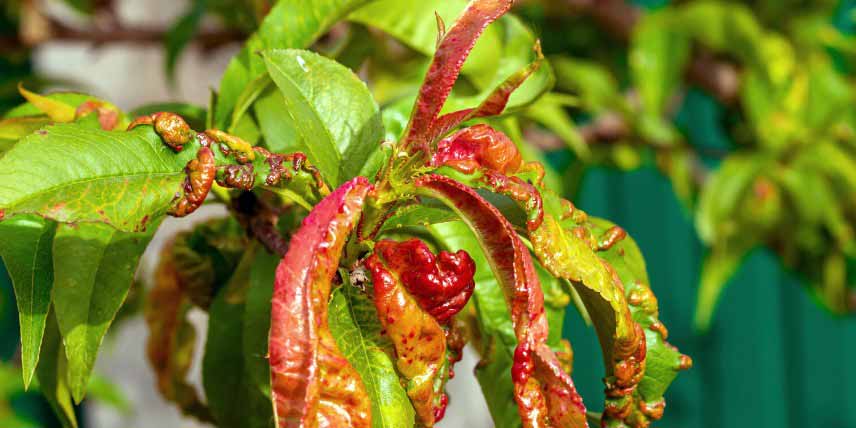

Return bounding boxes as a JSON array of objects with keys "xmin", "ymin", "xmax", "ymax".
[
  {"xmin": 269, "ymin": 177, "xmax": 373, "ymax": 428},
  {"xmin": 129, "ymin": 103, "xmax": 207, "ymax": 130},
  {"xmin": 401, "ymin": 0, "xmax": 513, "ymax": 151},
  {"xmin": 530, "ymin": 211, "xmax": 646, "ymax": 420},
  {"xmin": 328, "ymin": 284, "xmax": 416, "ymax": 428},
  {"xmin": 36, "ymin": 311, "xmax": 77, "ymax": 428},
  {"xmin": 0, "ymin": 124, "xmax": 193, "ymax": 231},
  {"xmin": 430, "ymin": 220, "xmax": 570, "ymax": 428},
  {"xmin": 203, "ymin": 247, "xmax": 274, "ymax": 428},
  {"xmin": 415, "ymin": 174, "xmax": 587, "ymax": 428},
  {"xmin": 590, "ymin": 218, "xmax": 692, "ymax": 426},
  {"xmin": 52, "ymin": 222, "xmax": 154, "ymax": 402},
  {"xmin": 145, "ymin": 257, "xmax": 211, "ymax": 422},
  {"xmin": 0, "ymin": 215, "xmax": 55, "ymax": 388},
  {"xmin": 365, "ymin": 238, "xmax": 474, "ymax": 425}
]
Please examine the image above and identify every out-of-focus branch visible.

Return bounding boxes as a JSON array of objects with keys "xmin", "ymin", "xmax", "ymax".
[
  {"xmin": 231, "ymin": 191, "xmax": 290, "ymax": 257},
  {"xmin": 4, "ymin": 1, "xmax": 245, "ymax": 53}
]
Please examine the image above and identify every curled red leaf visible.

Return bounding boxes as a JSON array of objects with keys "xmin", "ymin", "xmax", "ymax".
[
  {"xmin": 415, "ymin": 174, "xmax": 587, "ymax": 428},
  {"xmin": 402, "ymin": 0, "xmax": 513, "ymax": 152},
  {"xmin": 432, "ymin": 124, "xmax": 524, "ymax": 175},
  {"xmin": 269, "ymin": 177, "xmax": 373, "ymax": 428},
  {"xmin": 424, "ymin": 41, "xmax": 544, "ymax": 143},
  {"xmin": 145, "ymin": 257, "xmax": 212, "ymax": 422},
  {"xmin": 169, "ymin": 147, "xmax": 216, "ymax": 217}
]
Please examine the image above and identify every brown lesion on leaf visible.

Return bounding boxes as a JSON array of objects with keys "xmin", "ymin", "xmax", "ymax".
[
  {"xmin": 216, "ymin": 163, "xmax": 255, "ymax": 190},
  {"xmin": 365, "ymin": 238, "xmax": 475, "ymax": 426},
  {"xmin": 169, "ymin": 147, "xmax": 216, "ymax": 217},
  {"xmin": 597, "ymin": 226, "xmax": 627, "ymax": 251},
  {"xmin": 205, "ymin": 129, "xmax": 255, "ymax": 162},
  {"xmin": 254, "ymin": 147, "xmax": 329, "ymax": 194},
  {"xmin": 145, "ymin": 257, "xmax": 213, "ymax": 423},
  {"xmin": 75, "ymin": 100, "xmax": 120, "ymax": 130},
  {"xmin": 128, "ymin": 112, "xmax": 195, "ymax": 151}
]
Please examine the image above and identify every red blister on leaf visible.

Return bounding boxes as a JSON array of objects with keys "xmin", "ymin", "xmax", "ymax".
[
  {"xmin": 373, "ymin": 239, "xmax": 475, "ymax": 323},
  {"xmin": 415, "ymin": 174, "xmax": 587, "ymax": 428},
  {"xmin": 432, "ymin": 124, "xmax": 523, "ymax": 175},
  {"xmin": 269, "ymin": 177, "xmax": 373, "ymax": 428},
  {"xmin": 365, "ymin": 238, "xmax": 475, "ymax": 426},
  {"xmin": 431, "ymin": 124, "xmax": 545, "ymax": 230}
]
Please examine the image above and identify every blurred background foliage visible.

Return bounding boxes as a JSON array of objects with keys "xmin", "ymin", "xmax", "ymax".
[{"xmin": 2, "ymin": 0, "xmax": 856, "ymax": 427}]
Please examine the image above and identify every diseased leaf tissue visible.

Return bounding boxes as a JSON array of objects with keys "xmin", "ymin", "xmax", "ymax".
[{"xmin": 0, "ymin": 1, "xmax": 691, "ymax": 427}]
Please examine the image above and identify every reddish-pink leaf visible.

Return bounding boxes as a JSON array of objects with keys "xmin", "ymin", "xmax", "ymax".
[
  {"xmin": 414, "ymin": 174, "xmax": 587, "ymax": 428},
  {"xmin": 269, "ymin": 177, "xmax": 373, "ymax": 428},
  {"xmin": 402, "ymin": 0, "xmax": 512, "ymax": 152},
  {"xmin": 424, "ymin": 42, "xmax": 544, "ymax": 143},
  {"xmin": 431, "ymin": 124, "xmax": 545, "ymax": 230},
  {"xmin": 365, "ymin": 238, "xmax": 474, "ymax": 426}
]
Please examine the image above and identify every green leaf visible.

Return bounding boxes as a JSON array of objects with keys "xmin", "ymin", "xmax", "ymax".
[
  {"xmin": 203, "ymin": 247, "xmax": 273, "ymax": 428},
  {"xmin": 243, "ymin": 249, "xmax": 278, "ymax": 397},
  {"xmin": 694, "ymin": 240, "xmax": 754, "ymax": 331},
  {"xmin": 0, "ymin": 215, "xmax": 56, "ymax": 388},
  {"xmin": 17, "ymin": 85, "xmax": 75, "ymax": 123},
  {"xmin": 378, "ymin": 203, "xmax": 456, "ymax": 233},
  {"xmin": 262, "ymin": 49, "xmax": 383, "ymax": 185},
  {"xmin": 0, "ymin": 123, "xmax": 195, "ymax": 232},
  {"xmin": 164, "ymin": 0, "xmax": 207, "ymax": 81},
  {"xmin": 4, "ymin": 93, "xmax": 92, "ymax": 119},
  {"xmin": 695, "ymin": 153, "xmax": 770, "ymax": 243},
  {"xmin": 630, "ymin": 10, "xmax": 690, "ymax": 120},
  {"xmin": 0, "ymin": 117, "xmax": 52, "ymax": 152},
  {"xmin": 52, "ymin": 223, "xmax": 154, "ymax": 402},
  {"xmin": 328, "ymin": 284, "xmax": 416, "ymax": 428},
  {"xmin": 348, "ymin": 0, "xmax": 501, "ymax": 88},
  {"xmin": 229, "ymin": 74, "xmax": 272, "ymax": 135},
  {"xmin": 676, "ymin": 1, "xmax": 764, "ymax": 68},
  {"xmin": 86, "ymin": 373, "xmax": 131, "ymax": 414},
  {"xmin": 524, "ymin": 94, "xmax": 590, "ymax": 159},
  {"xmin": 36, "ymin": 311, "xmax": 77, "ymax": 428},
  {"xmin": 214, "ymin": 0, "xmax": 373, "ymax": 130},
  {"xmin": 551, "ymin": 56, "xmax": 623, "ymax": 113}
]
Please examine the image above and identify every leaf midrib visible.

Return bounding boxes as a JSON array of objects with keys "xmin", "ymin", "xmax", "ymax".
[
  {"xmin": 344, "ymin": 292, "xmax": 394, "ymax": 428},
  {"xmin": 0, "ymin": 171, "xmax": 183, "ymax": 207},
  {"xmin": 264, "ymin": 52, "xmax": 342, "ymax": 183}
]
